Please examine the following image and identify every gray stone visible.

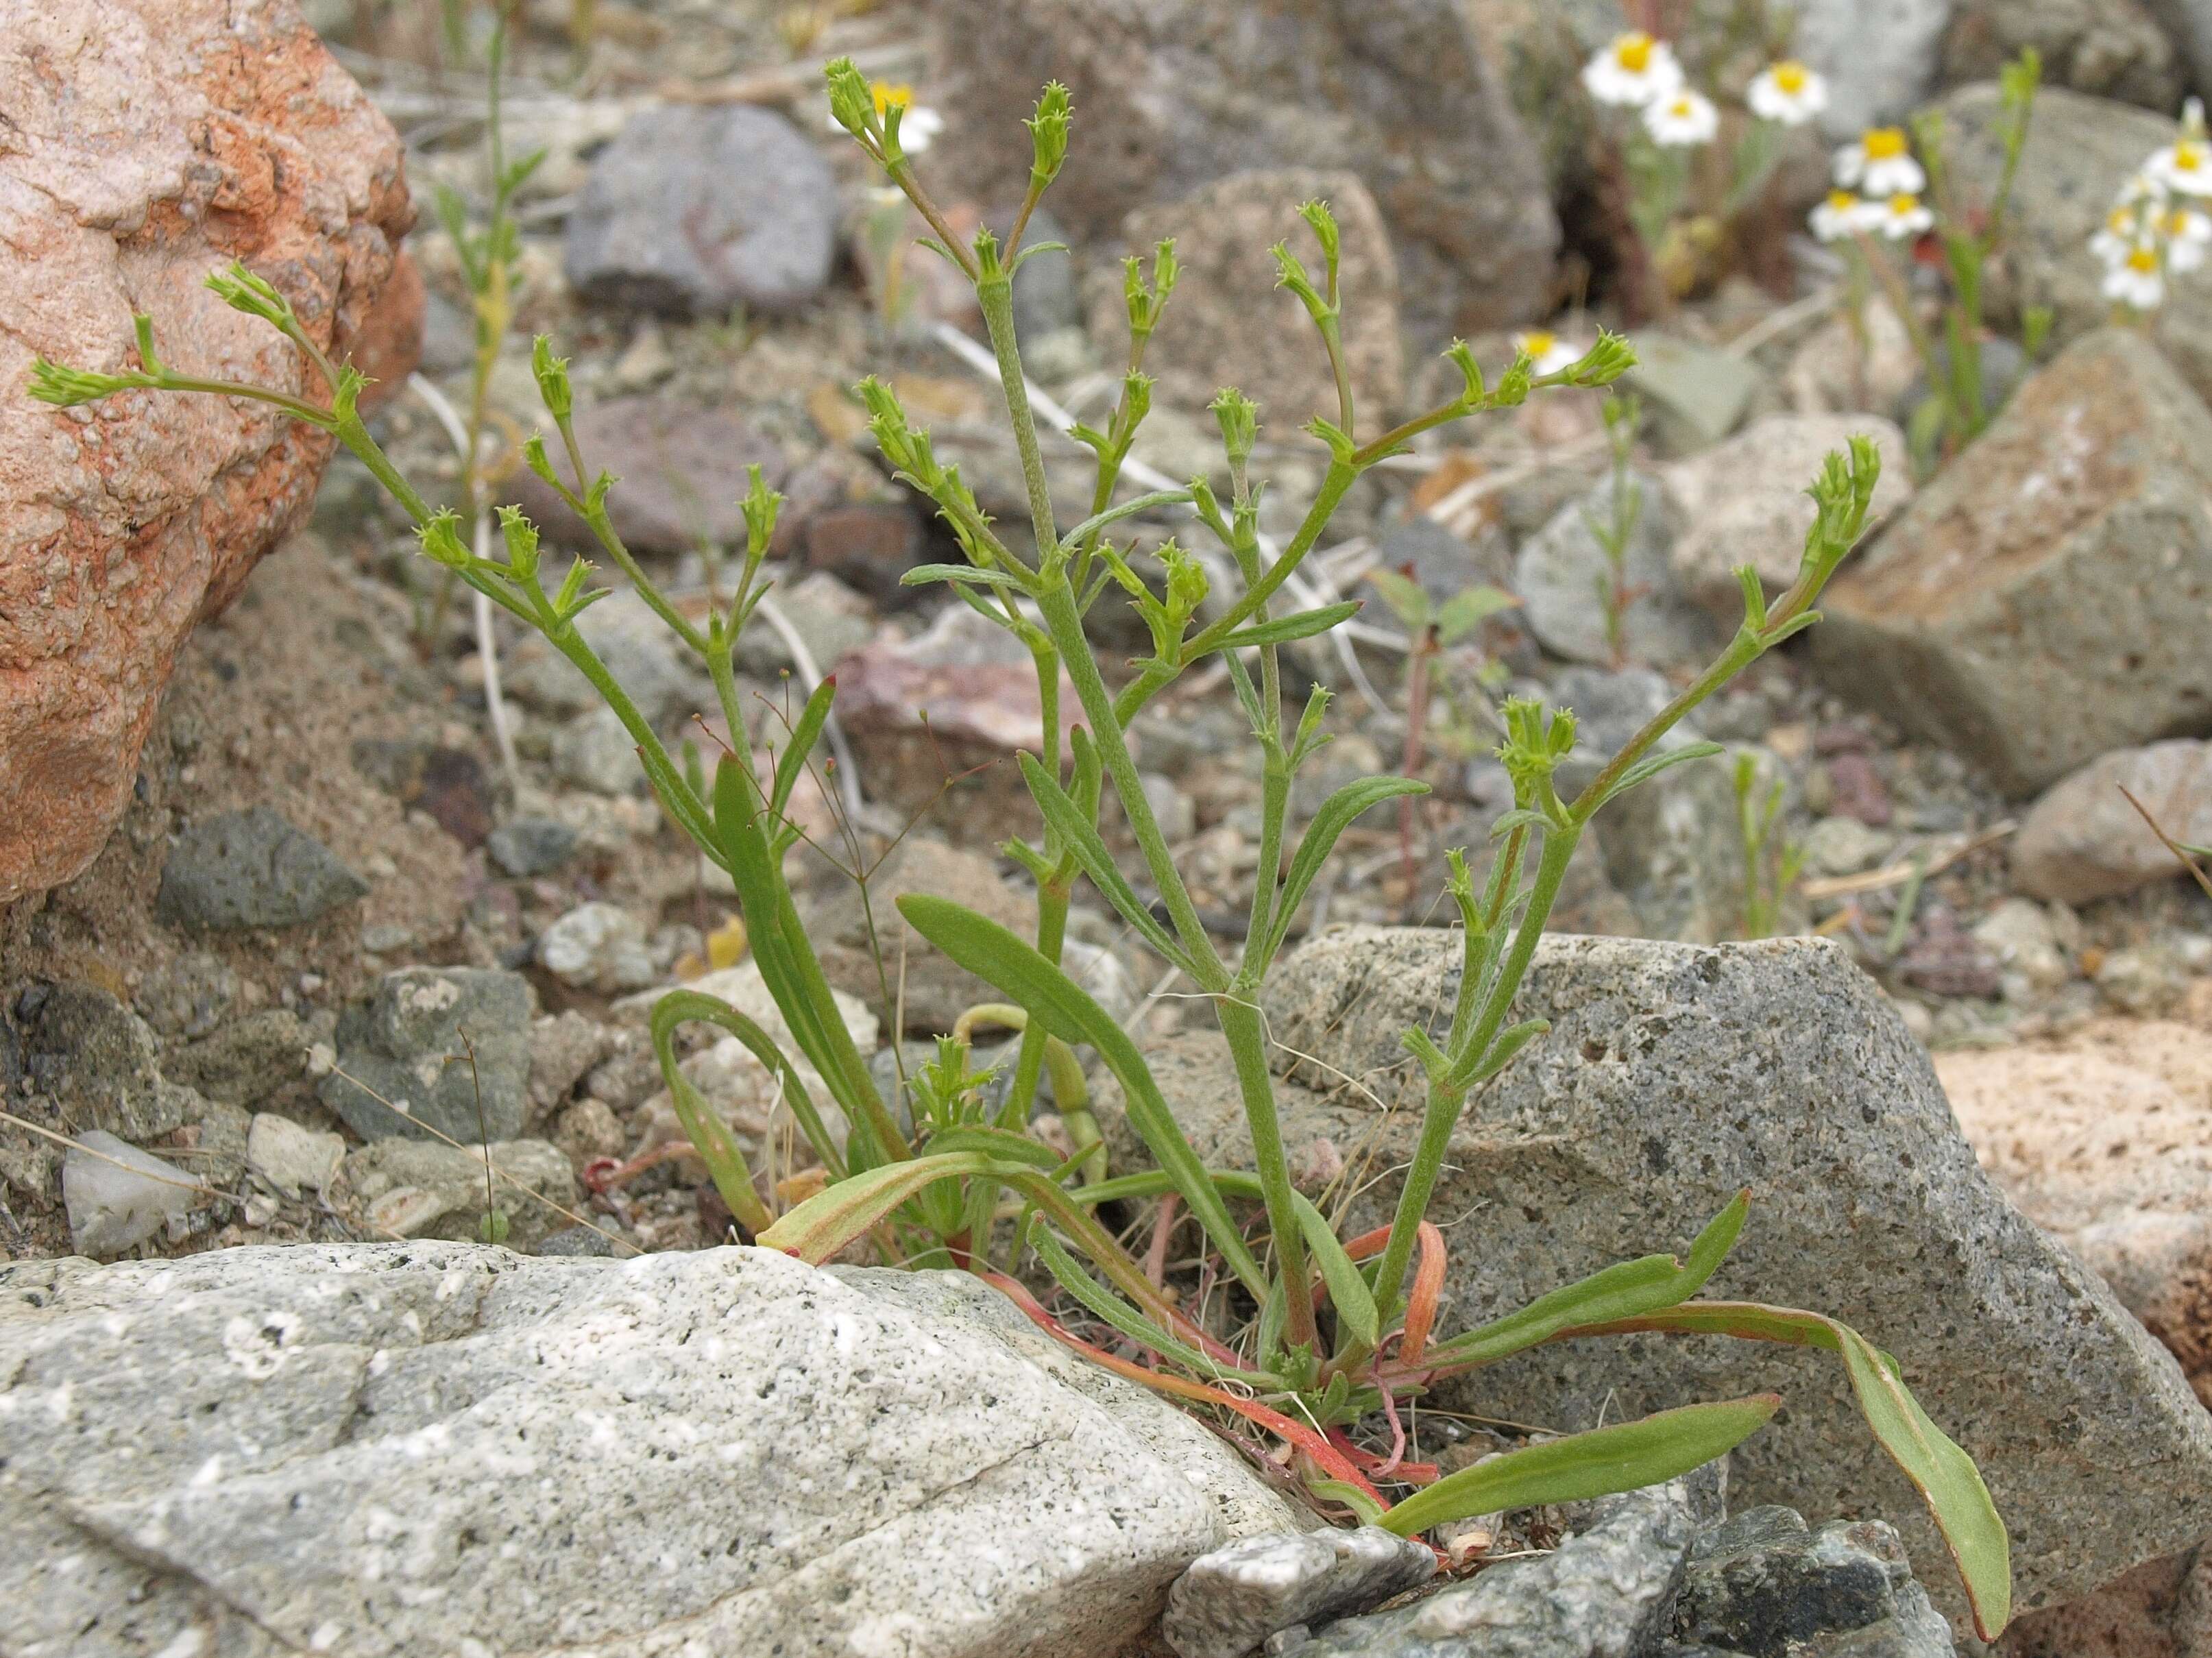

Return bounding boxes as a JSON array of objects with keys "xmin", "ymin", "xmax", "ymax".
[
  {"xmin": 18, "ymin": 982, "xmax": 193, "ymax": 1143},
  {"xmin": 551, "ymin": 705, "xmax": 643, "ymax": 796},
  {"xmin": 1943, "ymin": 0, "xmax": 2183, "ymax": 110},
  {"xmin": 932, "ymin": 0, "xmax": 1557, "ymax": 340},
  {"xmin": 244, "ymin": 1112, "xmax": 344, "ymax": 1198},
  {"xmin": 1793, "ymin": 0, "xmax": 1956, "ymax": 143},
  {"xmin": 1623, "ymin": 336, "xmax": 1763, "ymax": 456},
  {"xmin": 155, "ymin": 806, "xmax": 368, "ymax": 931},
  {"xmin": 534, "ymin": 1222, "xmax": 619, "ymax": 1257},
  {"xmin": 1297, "ymin": 1478, "xmax": 1698, "ymax": 1656},
  {"xmin": 1103, "ymin": 169, "xmax": 1404, "ymax": 428},
  {"xmin": 537, "ymin": 900, "xmax": 657, "ymax": 993},
  {"xmin": 1673, "ymin": 1507, "xmax": 1955, "ymax": 1657},
  {"xmin": 526, "ymin": 1010, "xmax": 613, "ymax": 1127},
  {"xmin": 563, "ymin": 105, "xmax": 836, "ymax": 317},
  {"xmin": 2145, "ymin": 0, "xmax": 2212, "ymax": 99},
  {"xmin": 61, "ymin": 1131, "xmax": 197, "ymax": 1258},
  {"xmin": 1664, "ymin": 416, "xmax": 1914, "ymax": 621},
  {"xmin": 1164, "ymin": 1527, "xmax": 1437, "ymax": 1658},
  {"xmin": 1374, "ymin": 514, "xmax": 1513, "ymax": 603},
  {"xmin": 504, "ymin": 587, "xmax": 717, "ymax": 723},
  {"xmin": 486, "ymin": 815, "xmax": 578, "ymax": 877},
  {"xmin": 502, "ymin": 395, "xmax": 786, "ymax": 558},
  {"xmin": 2012, "ymin": 740, "xmax": 2212, "ymax": 904},
  {"xmin": 165, "ymin": 1008, "xmax": 310, "ymax": 1108},
  {"xmin": 0, "ymin": 1243, "xmax": 1293, "ymax": 1658},
  {"xmin": 1893, "ymin": 334, "xmax": 2028, "ymax": 442},
  {"xmin": 132, "ymin": 951, "xmax": 239, "ymax": 1040},
  {"xmin": 1514, "ymin": 474, "xmax": 1723, "ymax": 670},
  {"xmin": 1099, "ymin": 930, "xmax": 2212, "ymax": 1624},
  {"xmin": 318, "ymin": 967, "xmax": 533, "ymax": 1144},
  {"xmin": 1812, "ymin": 330, "xmax": 2212, "ymax": 798},
  {"xmin": 339, "ymin": 1138, "xmax": 574, "ymax": 1249}
]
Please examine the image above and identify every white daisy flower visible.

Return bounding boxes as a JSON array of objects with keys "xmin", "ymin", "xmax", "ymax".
[
  {"xmin": 2089, "ymin": 202, "xmax": 2152, "ymax": 267},
  {"xmin": 1643, "ymin": 87, "xmax": 1721, "ymax": 149},
  {"xmin": 1746, "ymin": 60, "xmax": 1829, "ymax": 127},
  {"xmin": 1581, "ymin": 32, "xmax": 1685, "ymax": 108},
  {"xmin": 1833, "ymin": 128, "xmax": 1925, "ymax": 198},
  {"xmin": 2102, "ymin": 241, "xmax": 2165, "ymax": 310},
  {"xmin": 827, "ymin": 80, "xmax": 945, "ymax": 154},
  {"xmin": 1865, "ymin": 191, "xmax": 1934, "ymax": 241},
  {"xmin": 2161, "ymin": 204, "xmax": 2212, "ymax": 272},
  {"xmin": 2148, "ymin": 132, "xmax": 2212, "ymax": 197},
  {"xmin": 1809, "ymin": 187, "xmax": 1875, "ymax": 243},
  {"xmin": 1514, "ymin": 330, "xmax": 1583, "ymax": 377}
]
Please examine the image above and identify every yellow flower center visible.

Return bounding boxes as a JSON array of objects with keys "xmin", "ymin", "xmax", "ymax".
[
  {"xmin": 2129, "ymin": 246, "xmax": 2160, "ymax": 273},
  {"xmin": 2110, "ymin": 206, "xmax": 2136, "ymax": 233},
  {"xmin": 2177, "ymin": 143, "xmax": 2204, "ymax": 172},
  {"xmin": 1614, "ymin": 32, "xmax": 1655, "ymax": 73},
  {"xmin": 1519, "ymin": 330, "xmax": 1557, "ymax": 358},
  {"xmin": 2165, "ymin": 208, "xmax": 2193, "ymax": 236},
  {"xmin": 1826, "ymin": 188, "xmax": 1858, "ymax": 212},
  {"xmin": 1772, "ymin": 61, "xmax": 1810, "ymax": 95},
  {"xmin": 1667, "ymin": 95, "xmax": 1694, "ymax": 117},
  {"xmin": 1863, "ymin": 127, "xmax": 1909, "ymax": 160},
  {"xmin": 871, "ymin": 80, "xmax": 913, "ymax": 119},
  {"xmin": 1887, "ymin": 193, "xmax": 1920, "ymax": 217}
]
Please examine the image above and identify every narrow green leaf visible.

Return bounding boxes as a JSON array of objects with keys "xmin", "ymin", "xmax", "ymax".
[
  {"xmin": 1309, "ymin": 1478, "xmax": 1387, "ymax": 1525},
  {"xmin": 1214, "ymin": 600, "xmax": 1364, "ymax": 653},
  {"xmin": 900, "ymin": 563, "xmax": 1030, "ymax": 590},
  {"xmin": 1435, "ymin": 583, "xmax": 1520, "ymax": 644},
  {"xmin": 1551, "ymin": 1300, "xmax": 2010, "ymax": 1639},
  {"xmin": 1028, "ymin": 1223, "xmax": 1244, "ymax": 1380},
  {"xmin": 758, "ymin": 1150, "xmax": 992, "ymax": 1261},
  {"xmin": 1577, "ymin": 741, "xmax": 1725, "ymax": 818},
  {"xmin": 771, "ymin": 676, "xmax": 838, "ymax": 818},
  {"xmin": 1378, "ymin": 1395, "xmax": 1780, "ymax": 1537},
  {"xmin": 651, "ymin": 988, "xmax": 843, "ymax": 1184},
  {"xmin": 895, "ymin": 894, "xmax": 1269, "ymax": 1302},
  {"xmin": 1421, "ymin": 1193, "xmax": 1750, "ymax": 1368},
  {"xmin": 1266, "ymin": 777, "xmax": 1431, "ymax": 961},
  {"xmin": 1017, "ymin": 751, "xmax": 1195, "ymax": 971},
  {"xmin": 1289, "ymin": 1190, "xmax": 1378, "ymax": 1348},
  {"xmin": 921, "ymin": 1124, "xmax": 1064, "ymax": 1169}
]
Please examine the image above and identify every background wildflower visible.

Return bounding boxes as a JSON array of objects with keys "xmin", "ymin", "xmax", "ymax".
[
  {"xmin": 1746, "ymin": 61, "xmax": 1827, "ymax": 127},
  {"xmin": 1834, "ymin": 128, "xmax": 1925, "ymax": 197},
  {"xmin": 1644, "ymin": 87, "xmax": 1719, "ymax": 148},
  {"xmin": 1581, "ymin": 31, "xmax": 1683, "ymax": 107}
]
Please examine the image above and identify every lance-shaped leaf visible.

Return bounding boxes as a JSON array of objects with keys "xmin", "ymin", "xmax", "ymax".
[
  {"xmin": 772, "ymin": 676, "xmax": 838, "ymax": 819},
  {"xmin": 1294, "ymin": 1190, "xmax": 1380, "ymax": 1350},
  {"xmin": 1550, "ymin": 1300, "xmax": 2010, "ymax": 1639},
  {"xmin": 900, "ymin": 563, "xmax": 1032, "ymax": 592},
  {"xmin": 1571, "ymin": 740, "xmax": 1725, "ymax": 820},
  {"xmin": 1378, "ymin": 1395, "xmax": 1781, "ymax": 1537},
  {"xmin": 1017, "ymin": 751, "xmax": 1198, "ymax": 973},
  {"xmin": 651, "ymin": 987, "xmax": 842, "ymax": 1182},
  {"xmin": 759, "ymin": 1150, "xmax": 995, "ymax": 1261},
  {"xmin": 1264, "ymin": 777, "xmax": 1432, "ymax": 963},
  {"xmin": 1418, "ymin": 1193, "xmax": 1749, "ymax": 1370},
  {"xmin": 896, "ymin": 893, "xmax": 1270, "ymax": 1302},
  {"xmin": 1211, "ymin": 600, "xmax": 1363, "ymax": 653}
]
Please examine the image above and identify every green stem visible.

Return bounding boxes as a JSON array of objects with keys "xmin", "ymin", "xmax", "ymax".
[
  {"xmin": 976, "ymin": 278, "xmax": 1060, "ymax": 571},
  {"xmin": 1216, "ymin": 992, "xmax": 1317, "ymax": 1357}
]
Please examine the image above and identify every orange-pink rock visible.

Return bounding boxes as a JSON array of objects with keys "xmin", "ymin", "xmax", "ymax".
[{"xmin": 0, "ymin": 0, "xmax": 415, "ymax": 903}]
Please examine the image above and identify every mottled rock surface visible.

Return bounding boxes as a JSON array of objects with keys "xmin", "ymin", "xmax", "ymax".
[
  {"xmin": 1671, "ymin": 1506, "xmax": 1955, "ymax": 1657},
  {"xmin": 0, "ymin": 1244, "xmax": 1294, "ymax": 1658},
  {"xmin": 0, "ymin": 0, "xmax": 413, "ymax": 903},
  {"xmin": 1812, "ymin": 330, "xmax": 2212, "ymax": 797},
  {"xmin": 1096, "ymin": 930, "xmax": 2212, "ymax": 1626},
  {"xmin": 156, "ymin": 807, "xmax": 369, "ymax": 931},
  {"xmin": 1164, "ymin": 1526, "xmax": 1436, "ymax": 1658},
  {"xmin": 2012, "ymin": 740, "xmax": 2212, "ymax": 904},
  {"xmin": 319, "ymin": 967, "xmax": 533, "ymax": 1144},
  {"xmin": 931, "ymin": 0, "xmax": 1557, "ymax": 339}
]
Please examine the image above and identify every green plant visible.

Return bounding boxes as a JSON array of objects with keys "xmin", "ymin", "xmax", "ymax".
[
  {"xmin": 1585, "ymin": 391, "xmax": 1646, "ymax": 667},
  {"xmin": 1732, "ymin": 750, "xmax": 1804, "ymax": 939},
  {"xmin": 1812, "ymin": 49, "xmax": 2041, "ymax": 474},
  {"xmin": 27, "ymin": 62, "xmax": 2011, "ymax": 1638}
]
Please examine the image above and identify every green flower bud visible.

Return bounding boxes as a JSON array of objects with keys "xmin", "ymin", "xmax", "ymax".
[
  {"xmin": 532, "ymin": 335, "xmax": 572, "ymax": 421},
  {"xmin": 25, "ymin": 359, "xmax": 146, "ymax": 407},
  {"xmin": 1444, "ymin": 339, "xmax": 1485, "ymax": 404},
  {"xmin": 204, "ymin": 261, "xmax": 297, "ymax": 330},
  {"xmin": 741, "ymin": 463, "xmax": 782, "ymax": 556},
  {"xmin": 496, "ymin": 506, "xmax": 542, "ymax": 581},
  {"xmin": 1026, "ymin": 82, "xmax": 1072, "ymax": 191},
  {"xmin": 1209, "ymin": 388, "xmax": 1259, "ymax": 472},
  {"xmin": 825, "ymin": 57, "xmax": 877, "ymax": 141},
  {"xmin": 417, "ymin": 510, "xmax": 471, "ymax": 570}
]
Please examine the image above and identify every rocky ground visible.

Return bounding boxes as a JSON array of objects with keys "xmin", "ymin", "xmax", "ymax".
[{"xmin": 10, "ymin": 1, "xmax": 2212, "ymax": 1655}]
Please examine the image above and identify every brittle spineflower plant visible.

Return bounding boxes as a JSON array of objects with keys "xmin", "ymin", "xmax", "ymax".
[{"xmin": 25, "ymin": 60, "xmax": 2013, "ymax": 1639}]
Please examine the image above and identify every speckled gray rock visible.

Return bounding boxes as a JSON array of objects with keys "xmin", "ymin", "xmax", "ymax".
[
  {"xmin": 16, "ymin": 982, "xmax": 193, "ymax": 1143},
  {"xmin": 931, "ymin": 0, "xmax": 1557, "ymax": 339},
  {"xmin": 1514, "ymin": 472, "xmax": 1722, "ymax": 669},
  {"xmin": 0, "ymin": 1244, "xmax": 1292, "ymax": 1658},
  {"xmin": 154, "ymin": 806, "xmax": 368, "ymax": 931},
  {"xmin": 1812, "ymin": 330, "xmax": 2212, "ymax": 797},
  {"xmin": 2012, "ymin": 739, "xmax": 2212, "ymax": 904},
  {"xmin": 1672, "ymin": 1507, "xmax": 1955, "ymax": 1656},
  {"xmin": 563, "ymin": 105, "xmax": 836, "ymax": 317},
  {"xmin": 337, "ymin": 1138, "xmax": 574, "ymax": 1249},
  {"xmin": 1165, "ymin": 1526, "xmax": 1436, "ymax": 1658},
  {"xmin": 1296, "ymin": 1478, "xmax": 1699, "ymax": 1656},
  {"xmin": 1792, "ymin": 0, "xmax": 1955, "ymax": 141},
  {"xmin": 319, "ymin": 966, "xmax": 533, "ymax": 1144},
  {"xmin": 486, "ymin": 815, "xmax": 577, "ymax": 878},
  {"xmin": 1097, "ymin": 930, "xmax": 2212, "ymax": 1627}
]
